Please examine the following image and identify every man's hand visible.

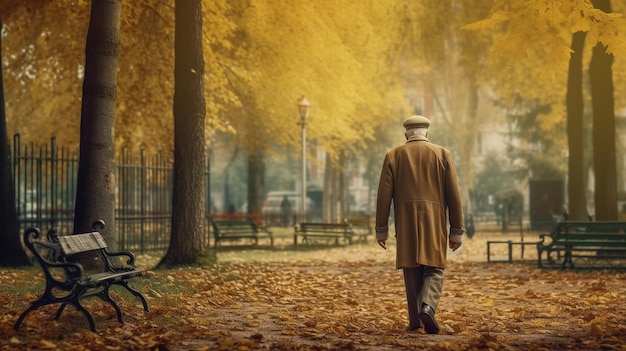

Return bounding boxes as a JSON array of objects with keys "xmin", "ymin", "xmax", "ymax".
[
  {"xmin": 377, "ymin": 240, "xmax": 387, "ymax": 250},
  {"xmin": 449, "ymin": 240, "xmax": 462, "ymax": 252}
]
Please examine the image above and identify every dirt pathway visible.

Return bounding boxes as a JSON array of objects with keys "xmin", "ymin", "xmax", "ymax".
[{"xmin": 175, "ymin": 229, "xmax": 626, "ymax": 350}]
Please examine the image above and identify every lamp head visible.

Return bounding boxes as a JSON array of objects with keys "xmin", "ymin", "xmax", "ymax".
[{"xmin": 297, "ymin": 96, "xmax": 311, "ymax": 120}]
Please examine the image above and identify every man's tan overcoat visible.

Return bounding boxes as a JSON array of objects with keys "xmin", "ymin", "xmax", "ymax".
[{"xmin": 375, "ymin": 136, "xmax": 464, "ymax": 269}]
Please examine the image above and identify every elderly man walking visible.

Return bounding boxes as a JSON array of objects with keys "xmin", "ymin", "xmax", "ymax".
[{"xmin": 375, "ymin": 114, "xmax": 465, "ymax": 334}]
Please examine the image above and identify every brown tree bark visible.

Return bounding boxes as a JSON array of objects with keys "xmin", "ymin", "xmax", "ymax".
[
  {"xmin": 247, "ymin": 153, "xmax": 264, "ymax": 217},
  {"xmin": 322, "ymin": 154, "xmax": 333, "ymax": 222},
  {"xmin": 73, "ymin": 1, "xmax": 121, "ymax": 250},
  {"xmin": 322, "ymin": 154, "xmax": 348, "ymax": 223},
  {"xmin": 0, "ymin": 16, "xmax": 31, "ymax": 267},
  {"xmin": 566, "ymin": 31, "xmax": 588, "ymax": 221},
  {"xmin": 159, "ymin": 0, "xmax": 206, "ymax": 266},
  {"xmin": 589, "ymin": 0, "xmax": 618, "ymax": 221}
]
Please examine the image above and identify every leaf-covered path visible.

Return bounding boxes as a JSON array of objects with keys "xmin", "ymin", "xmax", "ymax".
[{"xmin": 2, "ymin": 230, "xmax": 626, "ymax": 350}]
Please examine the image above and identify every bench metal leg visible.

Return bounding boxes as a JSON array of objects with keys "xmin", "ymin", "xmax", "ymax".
[
  {"xmin": 101, "ymin": 284, "xmax": 124, "ymax": 323},
  {"xmin": 115, "ymin": 281, "xmax": 150, "ymax": 312},
  {"xmin": 53, "ymin": 298, "xmax": 97, "ymax": 332},
  {"xmin": 562, "ymin": 246, "xmax": 574, "ymax": 269},
  {"xmin": 14, "ymin": 289, "xmax": 87, "ymax": 331},
  {"xmin": 14, "ymin": 297, "xmax": 49, "ymax": 331},
  {"xmin": 76, "ymin": 301, "xmax": 97, "ymax": 332},
  {"xmin": 52, "ymin": 282, "xmax": 148, "ymax": 331},
  {"xmin": 54, "ymin": 303, "xmax": 68, "ymax": 320}
]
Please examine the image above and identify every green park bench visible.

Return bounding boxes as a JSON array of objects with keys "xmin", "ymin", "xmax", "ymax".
[
  {"xmin": 14, "ymin": 220, "xmax": 149, "ymax": 332},
  {"xmin": 537, "ymin": 221, "xmax": 626, "ymax": 270}
]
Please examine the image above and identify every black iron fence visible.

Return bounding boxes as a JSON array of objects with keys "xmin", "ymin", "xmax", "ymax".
[{"xmin": 11, "ymin": 134, "xmax": 211, "ymax": 254}]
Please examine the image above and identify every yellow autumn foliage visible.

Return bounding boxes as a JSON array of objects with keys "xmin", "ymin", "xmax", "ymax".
[{"xmin": 3, "ymin": 0, "xmax": 626, "ymax": 181}]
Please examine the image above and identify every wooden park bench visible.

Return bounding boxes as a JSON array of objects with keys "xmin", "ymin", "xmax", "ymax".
[
  {"xmin": 294, "ymin": 222, "xmax": 356, "ymax": 245},
  {"xmin": 537, "ymin": 221, "xmax": 626, "ymax": 269},
  {"xmin": 210, "ymin": 213, "xmax": 264, "ymax": 228},
  {"xmin": 345, "ymin": 216, "xmax": 373, "ymax": 243},
  {"xmin": 14, "ymin": 220, "xmax": 149, "ymax": 332},
  {"xmin": 211, "ymin": 219, "xmax": 274, "ymax": 247}
]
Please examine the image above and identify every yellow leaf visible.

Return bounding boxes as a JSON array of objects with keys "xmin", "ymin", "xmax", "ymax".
[
  {"xmin": 487, "ymin": 341, "xmax": 500, "ymax": 349},
  {"xmin": 38, "ymin": 340, "xmax": 57, "ymax": 350},
  {"xmin": 219, "ymin": 338, "xmax": 235, "ymax": 348}
]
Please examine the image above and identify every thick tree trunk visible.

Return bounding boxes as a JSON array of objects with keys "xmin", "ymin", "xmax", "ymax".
[
  {"xmin": 589, "ymin": 0, "xmax": 618, "ymax": 221},
  {"xmin": 566, "ymin": 31, "xmax": 588, "ymax": 221},
  {"xmin": 322, "ymin": 155, "xmax": 348, "ymax": 223},
  {"xmin": 0, "ymin": 16, "xmax": 31, "ymax": 266},
  {"xmin": 159, "ymin": 0, "xmax": 206, "ymax": 266},
  {"xmin": 460, "ymin": 74, "xmax": 479, "ymax": 215},
  {"xmin": 247, "ymin": 153, "xmax": 264, "ymax": 216},
  {"xmin": 322, "ymin": 154, "xmax": 334, "ymax": 222},
  {"xmin": 338, "ymin": 151, "xmax": 348, "ymax": 221},
  {"xmin": 330, "ymin": 167, "xmax": 340, "ymax": 222},
  {"xmin": 74, "ymin": 1, "xmax": 121, "ymax": 250}
]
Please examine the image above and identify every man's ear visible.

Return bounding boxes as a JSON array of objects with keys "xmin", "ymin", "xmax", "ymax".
[{"xmin": 404, "ymin": 133, "xmax": 408, "ymax": 140}]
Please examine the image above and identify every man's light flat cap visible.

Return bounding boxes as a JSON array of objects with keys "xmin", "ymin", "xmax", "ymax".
[{"xmin": 403, "ymin": 115, "xmax": 431, "ymax": 129}]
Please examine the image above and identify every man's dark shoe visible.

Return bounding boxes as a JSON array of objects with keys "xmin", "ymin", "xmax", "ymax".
[
  {"xmin": 405, "ymin": 320, "xmax": 424, "ymax": 332},
  {"xmin": 418, "ymin": 304, "xmax": 440, "ymax": 334}
]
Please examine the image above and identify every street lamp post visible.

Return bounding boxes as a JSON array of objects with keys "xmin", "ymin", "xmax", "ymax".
[{"xmin": 297, "ymin": 96, "xmax": 310, "ymax": 222}]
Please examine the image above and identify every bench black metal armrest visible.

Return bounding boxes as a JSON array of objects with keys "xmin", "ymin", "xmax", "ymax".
[
  {"xmin": 538, "ymin": 233, "xmax": 553, "ymax": 245},
  {"xmin": 46, "ymin": 261, "xmax": 87, "ymax": 283},
  {"xmin": 104, "ymin": 249, "xmax": 138, "ymax": 266}
]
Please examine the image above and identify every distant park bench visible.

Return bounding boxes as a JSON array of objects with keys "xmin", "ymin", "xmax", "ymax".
[
  {"xmin": 345, "ymin": 216, "xmax": 374, "ymax": 243},
  {"xmin": 14, "ymin": 220, "xmax": 149, "ymax": 332},
  {"xmin": 537, "ymin": 221, "xmax": 626, "ymax": 270},
  {"xmin": 294, "ymin": 222, "xmax": 356, "ymax": 245},
  {"xmin": 211, "ymin": 219, "xmax": 274, "ymax": 247},
  {"xmin": 210, "ymin": 213, "xmax": 264, "ymax": 227}
]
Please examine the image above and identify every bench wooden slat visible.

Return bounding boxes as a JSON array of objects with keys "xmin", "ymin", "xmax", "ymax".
[
  {"xmin": 552, "ymin": 241, "xmax": 626, "ymax": 246},
  {"xmin": 57, "ymin": 232, "xmax": 108, "ymax": 254},
  {"xmin": 88, "ymin": 270, "xmax": 144, "ymax": 283}
]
